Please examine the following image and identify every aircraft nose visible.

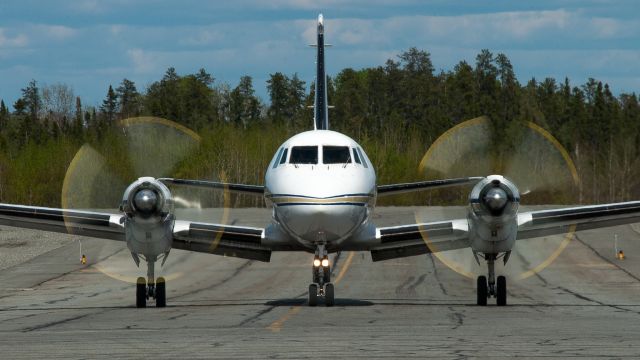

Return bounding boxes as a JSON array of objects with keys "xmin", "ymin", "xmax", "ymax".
[{"xmin": 278, "ymin": 204, "xmax": 365, "ymax": 243}]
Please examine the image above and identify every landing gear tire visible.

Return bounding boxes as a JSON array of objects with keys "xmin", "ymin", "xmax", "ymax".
[
  {"xmin": 496, "ymin": 275, "xmax": 507, "ymax": 306},
  {"xmin": 156, "ymin": 277, "xmax": 166, "ymax": 308},
  {"xmin": 324, "ymin": 283, "xmax": 335, "ymax": 307},
  {"xmin": 308, "ymin": 284, "xmax": 318, "ymax": 307},
  {"xmin": 136, "ymin": 277, "xmax": 146, "ymax": 308},
  {"xmin": 477, "ymin": 275, "xmax": 487, "ymax": 306}
]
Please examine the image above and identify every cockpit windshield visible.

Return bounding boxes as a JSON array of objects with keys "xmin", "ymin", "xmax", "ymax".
[
  {"xmin": 289, "ymin": 146, "xmax": 318, "ymax": 164},
  {"xmin": 323, "ymin": 146, "xmax": 351, "ymax": 164}
]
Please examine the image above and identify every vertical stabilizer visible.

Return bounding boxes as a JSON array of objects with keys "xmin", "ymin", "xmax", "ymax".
[{"xmin": 314, "ymin": 14, "xmax": 329, "ymax": 130}]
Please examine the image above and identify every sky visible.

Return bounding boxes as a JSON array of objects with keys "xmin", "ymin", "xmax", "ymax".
[{"xmin": 1, "ymin": 0, "xmax": 639, "ymax": 108}]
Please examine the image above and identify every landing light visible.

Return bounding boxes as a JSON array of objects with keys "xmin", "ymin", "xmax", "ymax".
[
  {"xmin": 321, "ymin": 258, "xmax": 329, "ymax": 267},
  {"xmin": 313, "ymin": 259, "xmax": 321, "ymax": 267}
]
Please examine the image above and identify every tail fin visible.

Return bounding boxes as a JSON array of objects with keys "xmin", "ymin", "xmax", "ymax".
[{"xmin": 313, "ymin": 14, "xmax": 329, "ymax": 130}]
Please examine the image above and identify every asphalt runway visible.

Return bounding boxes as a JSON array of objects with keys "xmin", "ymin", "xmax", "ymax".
[{"xmin": 1, "ymin": 206, "xmax": 640, "ymax": 359}]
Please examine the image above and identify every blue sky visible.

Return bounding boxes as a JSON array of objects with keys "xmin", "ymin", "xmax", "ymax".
[{"xmin": 1, "ymin": 0, "xmax": 639, "ymax": 108}]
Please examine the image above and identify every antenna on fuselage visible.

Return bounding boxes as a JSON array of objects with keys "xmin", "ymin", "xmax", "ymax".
[{"xmin": 310, "ymin": 13, "xmax": 329, "ymax": 131}]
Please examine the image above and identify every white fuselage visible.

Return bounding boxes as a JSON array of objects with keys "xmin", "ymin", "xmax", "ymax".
[{"xmin": 264, "ymin": 130, "xmax": 376, "ymax": 249}]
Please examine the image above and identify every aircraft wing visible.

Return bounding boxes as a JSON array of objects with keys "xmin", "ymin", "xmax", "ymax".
[
  {"xmin": 0, "ymin": 203, "xmax": 125, "ymax": 240},
  {"xmin": 370, "ymin": 201, "xmax": 640, "ymax": 261},
  {"xmin": 377, "ymin": 177, "xmax": 483, "ymax": 196},
  {"xmin": 0, "ymin": 203, "xmax": 270, "ymax": 262},
  {"xmin": 159, "ymin": 178, "xmax": 264, "ymax": 195},
  {"xmin": 172, "ymin": 220, "xmax": 270, "ymax": 262},
  {"xmin": 516, "ymin": 201, "xmax": 640, "ymax": 240},
  {"xmin": 370, "ymin": 219, "xmax": 470, "ymax": 261}
]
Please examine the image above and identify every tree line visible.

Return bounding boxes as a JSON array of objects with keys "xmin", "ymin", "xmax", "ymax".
[{"xmin": 0, "ymin": 48, "xmax": 639, "ymax": 208}]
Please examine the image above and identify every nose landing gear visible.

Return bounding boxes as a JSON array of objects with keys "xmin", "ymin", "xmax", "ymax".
[
  {"xmin": 476, "ymin": 253, "xmax": 507, "ymax": 306},
  {"xmin": 309, "ymin": 245, "xmax": 335, "ymax": 306},
  {"xmin": 135, "ymin": 259, "xmax": 167, "ymax": 308}
]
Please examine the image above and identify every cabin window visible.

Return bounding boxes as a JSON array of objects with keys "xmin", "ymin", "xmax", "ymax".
[
  {"xmin": 357, "ymin": 148, "xmax": 368, "ymax": 168},
  {"xmin": 279, "ymin": 148, "xmax": 289, "ymax": 165},
  {"xmin": 352, "ymin": 148, "xmax": 361, "ymax": 164},
  {"xmin": 289, "ymin": 146, "xmax": 318, "ymax": 164},
  {"xmin": 323, "ymin": 146, "xmax": 351, "ymax": 164},
  {"xmin": 272, "ymin": 148, "xmax": 284, "ymax": 168}
]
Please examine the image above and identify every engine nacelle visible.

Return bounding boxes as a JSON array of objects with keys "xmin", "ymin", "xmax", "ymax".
[
  {"xmin": 120, "ymin": 177, "xmax": 175, "ymax": 260},
  {"xmin": 467, "ymin": 175, "xmax": 520, "ymax": 253}
]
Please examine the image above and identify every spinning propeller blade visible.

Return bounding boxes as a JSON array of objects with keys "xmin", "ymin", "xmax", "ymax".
[
  {"xmin": 61, "ymin": 117, "xmax": 232, "ymax": 284},
  {"xmin": 416, "ymin": 116, "xmax": 579, "ymax": 279}
]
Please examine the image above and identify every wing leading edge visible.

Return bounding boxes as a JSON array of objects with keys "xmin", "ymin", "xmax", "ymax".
[
  {"xmin": 377, "ymin": 177, "xmax": 483, "ymax": 196},
  {"xmin": 517, "ymin": 201, "xmax": 640, "ymax": 240},
  {"xmin": 0, "ymin": 203, "xmax": 270, "ymax": 262},
  {"xmin": 159, "ymin": 178, "xmax": 264, "ymax": 195},
  {"xmin": 0, "ymin": 203, "xmax": 124, "ymax": 240},
  {"xmin": 371, "ymin": 201, "xmax": 640, "ymax": 261}
]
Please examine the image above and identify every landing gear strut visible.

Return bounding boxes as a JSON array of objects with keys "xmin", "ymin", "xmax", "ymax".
[
  {"xmin": 308, "ymin": 244, "xmax": 335, "ymax": 307},
  {"xmin": 476, "ymin": 253, "xmax": 507, "ymax": 306},
  {"xmin": 135, "ymin": 259, "xmax": 166, "ymax": 308}
]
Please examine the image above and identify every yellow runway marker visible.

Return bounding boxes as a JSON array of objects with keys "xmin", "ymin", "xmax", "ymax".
[
  {"xmin": 334, "ymin": 252, "xmax": 355, "ymax": 285},
  {"xmin": 266, "ymin": 306, "xmax": 302, "ymax": 332},
  {"xmin": 266, "ymin": 252, "xmax": 355, "ymax": 332}
]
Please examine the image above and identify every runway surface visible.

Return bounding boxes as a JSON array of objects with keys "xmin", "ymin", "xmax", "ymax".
[{"xmin": 1, "ymin": 206, "xmax": 640, "ymax": 359}]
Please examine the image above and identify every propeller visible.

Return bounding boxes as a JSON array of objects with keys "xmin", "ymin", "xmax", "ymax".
[
  {"xmin": 61, "ymin": 116, "xmax": 231, "ymax": 284},
  {"xmin": 415, "ymin": 116, "xmax": 579, "ymax": 280}
]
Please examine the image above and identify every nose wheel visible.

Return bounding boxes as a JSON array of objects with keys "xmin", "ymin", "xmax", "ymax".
[
  {"xmin": 476, "ymin": 253, "xmax": 507, "ymax": 306},
  {"xmin": 308, "ymin": 245, "xmax": 335, "ymax": 306}
]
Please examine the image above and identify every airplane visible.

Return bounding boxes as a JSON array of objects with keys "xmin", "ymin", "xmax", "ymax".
[{"xmin": 2, "ymin": 14, "xmax": 640, "ymax": 308}]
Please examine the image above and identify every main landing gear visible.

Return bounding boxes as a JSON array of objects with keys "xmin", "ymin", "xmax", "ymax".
[
  {"xmin": 476, "ymin": 253, "xmax": 507, "ymax": 306},
  {"xmin": 135, "ymin": 259, "xmax": 166, "ymax": 308},
  {"xmin": 308, "ymin": 245, "xmax": 335, "ymax": 307}
]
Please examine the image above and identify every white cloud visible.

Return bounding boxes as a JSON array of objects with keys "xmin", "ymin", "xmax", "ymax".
[
  {"xmin": 74, "ymin": 0, "xmax": 106, "ymax": 14},
  {"xmin": 39, "ymin": 25, "xmax": 78, "ymax": 41},
  {"xmin": 109, "ymin": 25, "xmax": 127, "ymax": 36},
  {"xmin": 0, "ymin": 29, "xmax": 29, "ymax": 47},
  {"xmin": 127, "ymin": 48, "xmax": 157, "ymax": 74},
  {"xmin": 590, "ymin": 17, "xmax": 621, "ymax": 38},
  {"xmin": 493, "ymin": 10, "xmax": 570, "ymax": 38},
  {"xmin": 318, "ymin": 10, "xmax": 574, "ymax": 47}
]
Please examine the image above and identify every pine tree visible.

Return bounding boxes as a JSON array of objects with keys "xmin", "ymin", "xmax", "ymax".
[
  {"xmin": 116, "ymin": 79, "xmax": 140, "ymax": 119},
  {"xmin": 22, "ymin": 80, "xmax": 41, "ymax": 123},
  {"xmin": 73, "ymin": 96, "xmax": 84, "ymax": 137},
  {"xmin": 0, "ymin": 100, "xmax": 8, "ymax": 130},
  {"xmin": 14, "ymin": 80, "xmax": 42, "ymax": 146},
  {"xmin": 267, "ymin": 72, "xmax": 289, "ymax": 124},
  {"xmin": 288, "ymin": 73, "xmax": 306, "ymax": 127},
  {"xmin": 195, "ymin": 68, "xmax": 214, "ymax": 87},
  {"xmin": 495, "ymin": 53, "xmax": 519, "ymax": 128},
  {"xmin": 100, "ymin": 85, "xmax": 118, "ymax": 123},
  {"xmin": 229, "ymin": 76, "xmax": 260, "ymax": 128}
]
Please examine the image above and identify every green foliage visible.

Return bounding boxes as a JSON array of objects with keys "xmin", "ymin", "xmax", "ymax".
[
  {"xmin": 229, "ymin": 75, "xmax": 261, "ymax": 128},
  {"xmin": 1, "ymin": 51, "xmax": 639, "ymax": 208},
  {"xmin": 116, "ymin": 79, "xmax": 141, "ymax": 119},
  {"xmin": 144, "ymin": 68, "xmax": 218, "ymax": 129},
  {"xmin": 267, "ymin": 72, "xmax": 306, "ymax": 126}
]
